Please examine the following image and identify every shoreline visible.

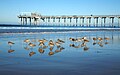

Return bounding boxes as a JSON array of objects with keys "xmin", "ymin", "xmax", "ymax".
[
  {"xmin": 0, "ymin": 28, "xmax": 120, "ymax": 33},
  {"xmin": 0, "ymin": 24, "xmax": 120, "ymax": 33}
]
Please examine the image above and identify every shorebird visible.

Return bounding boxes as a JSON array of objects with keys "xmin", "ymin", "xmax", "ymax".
[
  {"xmin": 38, "ymin": 42, "xmax": 45, "ymax": 47},
  {"xmin": 8, "ymin": 41, "xmax": 15, "ymax": 46},
  {"xmin": 8, "ymin": 49, "xmax": 15, "ymax": 53},
  {"xmin": 98, "ymin": 37, "xmax": 103, "ymax": 41},
  {"xmin": 38, "ymin": 39, "xmax": 44, "ymax": 43},
  {"xmin": 38, "ymin": 48, "xmax": 45, "ymax": 54},
  {"xmin": 43, "ymin": 39, "xmax": 48, "ymax": 43},
  {"xmin": 82, "ymin": 36, "xmax": 87, "ymax": 40},
  {"xmin": 28, "ymin": 43, "xmax": 36, "ymax": 48},
  {"xmin": 48, "ymin": 51, "xmax": 54, "ymax": 56},
  {"xmin": 70, "ymin": 44, "xmax": 81, "ymax": 48},
  {"xmin": 93, "ymin": 37, "xmax": 97, "ymax": 45},
  {"xmin": 83, "ymin": 39, "xmax": 89, "ymax": 43},
  {"xmin": 38, "ymin": 39, "xmax": 48, "ymax": 43},
  {"xmin": 48, "ymin": 40, "xmax": 54, "ymax": 47},
  {"xmin": 69, "ymin": 37, "xmax": 76, "ymax": 42},
  {"xmin": 93, "ymin": 37, "xmax": 97, "ymax": 41},
  {"xmin": 8, "ymin": 41, "xmax": 15, "ymax": 49},
  {"xmin": 55, "ymin": 41, "xmax": 61, "ymax": 47},
  {"xmin": 24, "ymin": 39, "xmax": 30, "ymax": 43},
  {"xmin": 29, "ymin": 51, "xmax": 36, "ymax": 56},
  {"xmin": 104, "ymin": 37, "xmax": 110, "ymax": 40},
  {"xmin": 57, "ymin": 39, "xmax": 65, "ymax": 43}
]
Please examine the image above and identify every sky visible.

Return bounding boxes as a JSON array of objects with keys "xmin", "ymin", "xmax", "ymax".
[{"xmin": 0, "ymin": 0, "xmax": 120, "ymax": 24}]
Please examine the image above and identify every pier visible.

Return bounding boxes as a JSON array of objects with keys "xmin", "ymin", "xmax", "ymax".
[{"xmin": 18, "ymin": 13, "xmax": 120, "ymax": 27}]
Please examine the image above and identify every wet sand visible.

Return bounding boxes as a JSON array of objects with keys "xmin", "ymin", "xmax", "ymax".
[{"xmin": 0, "ymin": 31, "xmax": 120, "ymax": 75}]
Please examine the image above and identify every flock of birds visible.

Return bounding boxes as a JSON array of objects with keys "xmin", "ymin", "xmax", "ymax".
[
  {"xmin": 7, "ymin": 36, "xmax": 110, "ymax": 56},
  {"xmin": 8, "ymin": 38, "xmax": 65, "ymax": 56}
]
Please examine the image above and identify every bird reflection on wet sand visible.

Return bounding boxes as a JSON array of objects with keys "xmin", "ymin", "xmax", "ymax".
[{"xmin": 8, "ymin": 41, "xmax": 15, "ymax": 53}]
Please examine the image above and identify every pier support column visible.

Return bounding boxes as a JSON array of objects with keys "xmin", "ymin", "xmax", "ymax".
[
  {"xmin": 48, "ymin": 17, "xmax": 50, "ymax": 22},
  {"xmin": 101, "ymin": 18, "xmax": 102, "ymax": 27},
  {"xmin": 23, "ymin": 18, "xmax": 25, "ymax": 25},
  {"xmin": 68, "ymin": 17, "xmax": 72, "ymax": 26},
  {"xmin": 34, "ymin": 18, "xmax": 38, "ymax": 25},
  {"xmin": 81, "ymin": 17, "xmax": 84, "ymax": 26},
  {"xmin": 96, "ymin": 18, "xmax": 99, "ymax": 27},
  {"xmin": 58, "ymin": 18, "xmax": 61, "ymax": 22},
  {"xmin": 118, "ymin": 17, "xmax": 120, "ymax": 27},
  {"xmin": 20, "ymin": 17, "xmax": 23, "ymax": 25},
  {"xmin": 53, "ymin": 17, "xmax": 55, "ymax": 22},
  {"xmin": 109, "ymin": 17, "xmax": 114, "ymax": 27},
  {"xmin": 25, "ymin": 17, "xmax": 27, "ymax": 25},
  {"xmin": 87, "ymin": 17, "xmax": 91, "ymax": 27},
  {"xmin": 102, "ymin": 17, "xmax": 106, "ymax": 27},
  {"xmin": 63, "ymin": 18, "xmax": 66, "ymax": 26},
  {"xmin": 57, "ymin": 18, "xmax": 60, "ymax": 26},
  {"xmin": 75, "ymin": 17, "xmax": 78, "ymax": 26},
  {"xmin": 94, "ymin": 17, "xmax": 99, "ymax": 27},
  {"xmin": 79, "ymin": 18, "xmax": 81, "ymax": 26},
  {"xmin": 29, "ymin": 18, "xmax": 31, "ymax": 25},
  {"xmin": 111, "ymin": 17, "xmax": 114, "ymax": 27}
]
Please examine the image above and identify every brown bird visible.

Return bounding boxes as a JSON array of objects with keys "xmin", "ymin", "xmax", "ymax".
[
  {"xmin": 29, "ymin": 43, "xmax": 36, "ymax": 47},
  {"xmin": 104, "ymin": 37, "xmax": 110, "ymax": 40},
  {"xmin": 98, "ymin": 37, "xmax": 103, "ymax": 41},
  {"xmin": 38, "ymin": 42, "xmax": 45, "ymax": 47},
  {"xmin": 83, "ymin": 39, "xmax": 89, "ymax": 43},
  {"xmin": 8, "ymin": 41, "xmax": 15, "ymax": 49},
  {"xmin": 48, "ymin": 51, "xmax": 54, "ymax": 56},
  {"xmin": 29, "ymin": 51, "xmax": 36, "ymax": 56},
  {"xmin": 93, "ymin": 37, "xmax": 97, "ymax": 41},
  {"xmin": 38, "ymin": 48, "xmax": 45, "ymax": 54},
  {"xmin": 57, "ymin": 39, "xmax": 65, "ymax": 43},
  {"xmin": 24, "ymin": 39, "xmax": 30, "ymax": 43},
  {"xmin": 8, "ymin": 49, "xmax": 15, "ymax": 53},
  {"xmin": 8, "ymin": 41, "xmax": 15, "ymax": 46}
]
